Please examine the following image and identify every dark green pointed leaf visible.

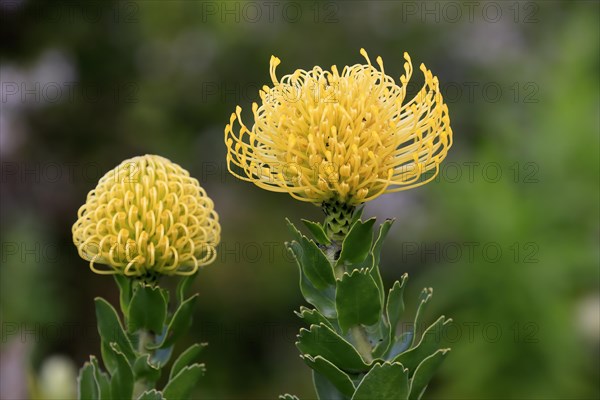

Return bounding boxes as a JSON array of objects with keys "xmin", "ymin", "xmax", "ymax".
[
  {"xmin": 301, "ymin": 219, "xmax": 331, "ymax": 245},
  {"xmin": 336, "ymin": 269, "xmax": 382, "ymax": 333},
  {"xmin": 352, "ymin": 362, "xmax": 409, "ymax": 400},
  {"xmin": 170, "ymin": 343, "xmax": 207, "ymax": 380},
  {"xmin": 279, "ymin": 395, "xmax": 300, "ymax": 400},
  {"xmin": 78, "ymin": 362, "xmax": 99, "ymax": 400},
  {"xmin": 128, "ymin": 284, "xmax": 168, "ymax": 333},
  {"xmin": 313, "ymin": 370, "xmax": 348, "ymax": 400},
  {"xmin": 149, "ymin": 295, "xmax": 198, "ymax": 349},
  {"xmin": 408, "ymin": 349, "xmax": 450, "ymax": 400},
  {"xmin": 133, "ymin": 354, "xmax": 161, "ymax": 384},
  {"xmin": 137, "ymin": 389, "xmax": 165, "ymax": 399},
  {"xmin": 302, "ymin": 355, "xmax": 355, "ymax": 397},
  {"xmin": 94, "ymin": 298, "xmax": 135, "ymax": 363},
  {"xmin": 295, "ymin": 307, "xmax": 335, "ymax": 331},
  {"xmin": 176, "ymin": 272, "xmax": 198, "ymax": 305},
  {"xmin": 108, "ymin": 343, "xmax": 134, "ymax": 400},
  {"xmin": 162, "ymin": 364, "xmax": 205, "ymax": 400},
  {"xmin": 412, "ymin": 288, "xmax": 433, "ymax": 347},
  {"xmin": 374, "ymin": 275, "xmax": 409, "ymax": 359},
  {"xmin": 296, "ymin": 324, "xmax": 369, "ymax": 373},
  {"xmin": 393, "ymin": 316, "xmax": 451, "ymax": 372},
  {"xmin": 113, "ymin": 275, "xmax": 132, "ymax": 316},
  {"xmin": 287, "ymin": 222, "xmax": 335, "ymax": 289},
  {"xmin": 337, "ymin": 218, "xmax": 376, "ymax": 266},
  {"xmin": 90, "ymin": 356, "xmax": 110, "ymax": 400}
]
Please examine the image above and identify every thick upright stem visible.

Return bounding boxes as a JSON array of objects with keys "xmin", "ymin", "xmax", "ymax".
[
  {"xmin": 132, "ymin": 330, "xmax": 153, "ymax": 398},
  {"xmin": 322, "ymin": 202, "xmax": 374, "ymax": 363},
  {"xmin": 350, "ymin": 326, "xmax": 374, "ymax": 363}
]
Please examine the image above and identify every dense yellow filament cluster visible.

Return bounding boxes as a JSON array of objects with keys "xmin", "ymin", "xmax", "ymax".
[
  {"xmin": 225, "ymin": 49, "xmax": 452, "ymax": 205},
  {"xmin": 72, "ymin": 155, "xmax": 220, "ymax": 276}
]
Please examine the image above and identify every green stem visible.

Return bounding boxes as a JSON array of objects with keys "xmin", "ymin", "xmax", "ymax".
[
  {"xmin": 132, "ymin": 330, "xmax": 153, "ymax": 398},
  {"xmin": 350, "ymin": 326, "xmax": 373, "ymax": 363},
  {"xmin": 334, "ymin": 264, "xmax": 345, "ymax": 280},
  {"xmin": 321, "ymin": 203, "xmax": 374, "ymax": 364}
]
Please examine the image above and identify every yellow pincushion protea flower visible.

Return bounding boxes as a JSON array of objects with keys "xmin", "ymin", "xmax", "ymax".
[
  {"xmin": 72, "ymin": 155, "xmax": 220, "ymax": 276},
  {"xmin": 225, "ymin": 49, "xmax": 452, "ymax": 206}
]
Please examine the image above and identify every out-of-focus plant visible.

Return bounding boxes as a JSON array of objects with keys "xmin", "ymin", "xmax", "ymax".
[
  {"xmin": 225, "ymin": 49, "xmax": 454, "ymax": 399},
  {"xmin": 72, "ymin": 155, "xmax": 220, "ymax": 400}
]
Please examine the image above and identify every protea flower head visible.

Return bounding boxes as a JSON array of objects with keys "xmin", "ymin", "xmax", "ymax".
[
  {"xmin": 225, "ymin": 49, "xmax": 452, "ymax": 207},
  {"xmin": 72, "ymin": 155, "xmax": 220, "ymax": 277}
]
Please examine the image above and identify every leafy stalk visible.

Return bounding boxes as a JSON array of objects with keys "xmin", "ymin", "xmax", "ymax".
[
  {"xmin": 77, "ymin": 275, "xmax": 206, "ymax": 400},
  {"xmin": 284, "ymin": 207, "xmax": 451, "ymax": 400}
]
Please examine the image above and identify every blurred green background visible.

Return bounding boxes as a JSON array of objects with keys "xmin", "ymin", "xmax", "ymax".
[{"xmin": 1, "ymin": 1, "xmax": 598, "ymax": 399}]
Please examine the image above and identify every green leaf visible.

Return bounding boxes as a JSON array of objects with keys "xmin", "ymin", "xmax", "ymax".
[
  {"xmin": 170, "ymin": 343, "xmax": 208, "ymax": 380},
  {"xmin": 368, "ymin": 264, "xmax": 384, "ymax": 310},
  {"xmin": 279, "ymin": 395, "xmax": 300, "ymax": 400},
  {"xmin": 302, "ymin": 355, "xmax": 355, "ymax": 397},
  {"xmin": 151, "ymin": 345, "xmax": 174, "ymax": 368},
  {"xmin": 335, "ymin": 269, "xmax": 382, "ymax": 333},
  {"xmin": 162, "ymin": 364, "xmax": 205, "ymax": 400},
  {"xmin": 301, "ymin": 219, "xmax": 331, "ymax": 245},
  {"xmin": 408, "ymin": 349, "xmax": 450, "ymax": 400},
  {"xmin": 371, "ymin": 219, "xmax": 394, "ymax": 269},
  {"xmin": 364, "ymin": 317, "xmax": 387, "ymax": 358},
  {"xmin": 287, "ymin": 220, "xmax": 335, "ymax": 289},
  {"xmin": 295, "ymin": 307, "xmax": 335, "ymax": 331},
  {"xmin": 78, "ymin": 362, "xmax": 99, "ymax": 400},
  {"xmin": 387, "ymin": 331, "xmax": 414, "ymax": 360},
  {"xmin": 351, "ymin": 206, "xmax": 364, "ymax": 224},
  {"xmin": 352, "ymin": 362, "xmax": 409, "ymax": 400},
  {"xmin": 113, "ymin": 275, "xmax": 132, "ymax": 316},
  {"xmin": 393, "ymin": 316, "xmax": 452, "ymax": 372},
  {"xmin": 313, "ymin": 370, "xmax": 349, "ymax": 400},
  {"xmin": 296, "ymin": 324, "xmax": 369, "ymax": 373},
  {"xmin": 149, "ymin": 294, "xmax": 198, "ymax": 349},
  {"xmin": 290, "ymin": 244, "xmax": 337, "ymax": 318},
  {"xmin": 108, "ymin": 342, "xmax": 134, "ymax": 400},
  {"xmin": 137, "ymin": 389, "xmax": 165, "ymax": 400},
  {"xmin": 128, "ymin": 284, "xmax": 168, "ymax": 333},
  {"xmin": 100, "ymin": 340, "xmax": 117, "ymax": 376},
  {"xmin": 133, "ymin": 354, "xmax": 161, "ymax": 384},
  {"xmin": 337, "ymin": 218, "xmax": 376, "ymax": 266},
  {"xmin": 176, "ymin": 272, "xmax": 197, "ymax": 305},
  {"xmin": 387, "ymin": 275, "xmax": 408, "ymax": 332},
  {"xmin": 412, "ymin": 288, "xmax": 433, "ymax": 347},
  {"xmin": 369, "ymin": 219, "xmax": 394, "ymax": 305},
  {"xmin": 90, "ymin": 356, "xmax": 110, "ymax": 400},
  {"xmin": 94, "ymin": 298, "xmax": 135, "ymax": 363},
  {"xmin": 373, "ymin": 274, "xmax": 408, "ymax": 358}
]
